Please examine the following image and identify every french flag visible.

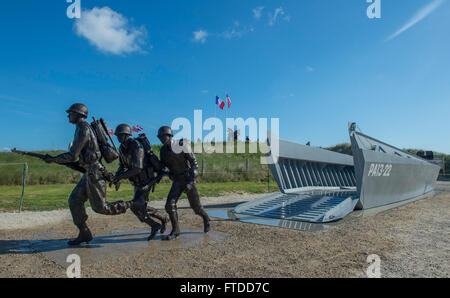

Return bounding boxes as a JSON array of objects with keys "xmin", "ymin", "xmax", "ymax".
[
  {"xmin": 226, "ymin": 94, "xmax": 231, "ymax": 108},
  {"xmin": 216, "ymin": 96, "xmax": 225, "ymax": 110},
  {"xmin": 131, "ymin": 125, "xmax": 143, "ymax": 133}
]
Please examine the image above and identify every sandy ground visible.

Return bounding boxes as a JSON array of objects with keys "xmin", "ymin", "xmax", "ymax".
[{"xmin": 0, "ymin": 185, "xmax": 448, "ymax": 278}]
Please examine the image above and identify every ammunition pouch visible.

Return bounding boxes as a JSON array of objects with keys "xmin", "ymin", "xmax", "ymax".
[
  {"xmin": 82, "ymin": 161, "xmax": 104, "ymax": 180},
  {"xmin": 99, "ymin": 143, "xmax": 119, "ymax": 163}
]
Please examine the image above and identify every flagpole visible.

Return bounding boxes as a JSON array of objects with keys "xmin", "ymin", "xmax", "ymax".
[
  {"xmin": 225, "ymin": 96, "xmax": 227, "ymax": 147},
  {"xmin": 226, "ymin": 93, "xmax": 230, "ymax": 120},
  {"xmin": 225, "ymin": 97, "xmax": 227, "ymax": 121},
  {"xmin": 225, "ymin": 93, "xmax": 227, "ymax": 122}
]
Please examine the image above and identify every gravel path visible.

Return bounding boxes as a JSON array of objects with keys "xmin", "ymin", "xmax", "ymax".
[{"xmin": 0, "ymin": 187, "xmax": 448, "ymax": 278}]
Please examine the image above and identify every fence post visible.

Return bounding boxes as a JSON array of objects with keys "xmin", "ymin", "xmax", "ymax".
[
  {"xmin": 267, "ymin": 166, "xmax": 270, "ymax": 192},
  {"xmin": 201, "ymin": 159, "xmax": 205, "ymax": 176},
  {"xmin": 19, "ymin": 162, "xmax": 27, "ymax": 213}
]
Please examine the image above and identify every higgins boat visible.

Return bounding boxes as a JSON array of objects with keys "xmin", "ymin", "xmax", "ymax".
[{"xmin": 232, "ymin": 123, "xmax": 440, "ymax": 223}]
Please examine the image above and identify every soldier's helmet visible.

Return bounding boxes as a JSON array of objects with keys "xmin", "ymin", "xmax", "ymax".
[
  {"xmin": 66, "ymin": 103, "xmax": 88, "ymax": 118},
  {"xmin": 157, "ymin": 126, "xmax": 173, "ymax": 138},
  {"xmin": 115, "ymin": 124, "xmax": 132, "ymax": 136}
]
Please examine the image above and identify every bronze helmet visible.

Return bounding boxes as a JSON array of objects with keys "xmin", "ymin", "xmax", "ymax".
[
  {"xmin": 157, "ymin": 126, "xmax": 173, "ymax": 138},
  {"xmin": 66, "ymin": 103, "xmax": 88, "ymax": 118},
  {"xmin": 115, "ymin": 124, "xmax": 132, "ymax": 136}
]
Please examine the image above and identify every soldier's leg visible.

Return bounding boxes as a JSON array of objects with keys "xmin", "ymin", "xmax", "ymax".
[
  {"xmin": 68, "ymin": 176, "xmax": 89, "ymax": 225},
  {"xmin": 146, "ymin": 205, "xmax": 168, "ymax": 234},
  {"xmin": 130, "ymin": 187, "xmax": 162, "ymax": 241},
  {"xmin": 186, "ymin": 182, "xmax": 210, "ymax": 233},
  {"xmin": 67, "ymin": 176, "xmax": 93, "ymax": 245},
  {"xmin": 162, "ymin": 181, "xmax": 183, "ymax": 240},
  {"xmin": 86, "ymin": 175, "xmax": 129, "ymax": 215}
]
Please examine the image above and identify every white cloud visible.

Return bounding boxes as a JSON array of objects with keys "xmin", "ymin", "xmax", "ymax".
[
  {"xmin": 306, "ymin": 66, "xmax": 314, "ymax": 72},
  {"xmin": 2, "ymin": 147, "xmax": 11, "ymax": 152},
  {"xmin": 201, "ymin": 90, "xmax": 209, "ymax": 94},
  {"xmin": 269, "ymin": 7, "xmax": 290, "ymax": 26},
  {"xmin": 253, "ymin": 6, "xmax": 264, "ymax": 19},
  {"xmin": 193, "ymin": 30, "xmax": 209, "ymax": 44},
  {"xmin": 385, "ymin": 0, "xmax": 444, "ymax": 42},
  {"xmin": 74, "ymin": 7, "xmax": 147, "ymax": 55},
  {"xmin": 222, "ymin": 24, "xmax": 254, "ymax": 39}
]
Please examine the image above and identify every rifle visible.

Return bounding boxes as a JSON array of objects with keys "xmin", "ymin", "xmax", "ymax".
[
  {"xmin": 98, "ymin": 117, "xmax": 125, "ymax": 191},
  {"xmin": 11, "ymin": 148, "xmax": 86, "ymax": 173},
  {"xmin": 145, "ymin": 170, "xmax": 169, "ymax": 193}
]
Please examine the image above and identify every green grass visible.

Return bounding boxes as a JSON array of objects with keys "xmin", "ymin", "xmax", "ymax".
[
  {"xmin": 0, "ymin": 142, "xmax": 368, "ymax": 186},
  {"xmin": 0, "ymin": 143, "xmax": 272, "ymax": 185},
  {"xmin": 0, "ymin": 182, "xmax": 279, "ymax": 212}
]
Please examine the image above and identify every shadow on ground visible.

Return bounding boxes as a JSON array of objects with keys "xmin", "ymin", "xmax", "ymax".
[{"xmin": 0, "ymin": 229, "xmax": 225, "ymax": 266}]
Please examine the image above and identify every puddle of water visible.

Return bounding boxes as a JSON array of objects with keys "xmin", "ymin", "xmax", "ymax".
[{"xmin": 0, "ymin": 229, "xmax": 225, "ymax": 266}]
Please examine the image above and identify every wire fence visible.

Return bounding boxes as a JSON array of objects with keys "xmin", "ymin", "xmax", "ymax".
[
  {"xmin": 0, "ymin": 159, "xmax": 276, "ymax": 212},
  {"xmin": 0, "ymin": 146, "xmax": 274, "ymax": 185},
  {"xmin": 0, "ymin": 163, "xmax": 28, "ymax": 212}
]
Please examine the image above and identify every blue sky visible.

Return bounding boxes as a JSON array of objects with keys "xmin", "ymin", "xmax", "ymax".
[{"xmin": 1, "ymin": 0, "xmax": 449, "ymax": 153}]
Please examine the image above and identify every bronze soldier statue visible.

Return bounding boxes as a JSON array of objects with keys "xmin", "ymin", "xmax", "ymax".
[
  {"xmin": 157, "ymin": 126, "xmax": 210, "ymax": 241},
  {"xmin": 111, "ymin": 124, "xmax": 168, "ymax": 241},
  {"xmin": 43, "ymin": 104, "xmax": 130, "ymax": 245}
]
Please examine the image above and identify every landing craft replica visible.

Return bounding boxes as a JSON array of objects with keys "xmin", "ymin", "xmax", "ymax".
[{"xmin": 233, "ymin": 123, "xmax": 441, "ymax": 223}]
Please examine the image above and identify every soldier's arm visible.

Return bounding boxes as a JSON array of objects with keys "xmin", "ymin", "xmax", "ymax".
[
  {"xmin": 148, "ymin": 152, "xmax": 163, "ymax": 172},
  {"xmin": 187, "ymin": 152, "xmax": 199, "ymax": 177},
  {"xmin": 115, "ymin": 157, "xmax": 126, "ymax": 176},
  {"xmin": 115, "ymin": 142, "xmax": 143, "ymax": 180},
  {"xmin": 155, "ymin": 147, "xmax": 173, "ymax": 180},
  {"xmin": 157, "ymin": 147, "xmax": 168, "ymax": 172},
  {"xmin": 51, "ymin": 124, "xmax": 89, "ymax": 164},
  {"xmin": 64, "ymin": 162, "xmax": 86, "ymax": 173},
  {"xmin": 183, "ymin": 140, "xmax": 199, "ymax": 177}
]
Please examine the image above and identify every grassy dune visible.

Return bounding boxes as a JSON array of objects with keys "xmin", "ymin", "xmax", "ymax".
[
  {"xmin": 0, "ymin": 143, "xmax": 277, "ymax": 212},
  {"xmin": 0, "ymin": 143, "xmax": 272, "ymax": 185}
]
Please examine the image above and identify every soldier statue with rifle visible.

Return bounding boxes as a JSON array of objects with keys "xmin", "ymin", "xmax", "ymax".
[
  {"xmin": 14, "ymin": 104, "xmax": 131, "ymax": 245},
  {"xmin": 157, "ymin": 126, "xmax": 211, "ymax": 241},
  {"xmin": 110, "ymin": 124, "xmax": 168, "ymax": 241}
]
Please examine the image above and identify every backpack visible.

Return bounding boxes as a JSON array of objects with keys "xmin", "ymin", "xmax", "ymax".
[
  {"xmin": 135, "ymin": 133, "xmax": 162, "ymax": 173},
  {"xmin": 90, "ymin": 118, "xmax": 119, "ymax": 163}
]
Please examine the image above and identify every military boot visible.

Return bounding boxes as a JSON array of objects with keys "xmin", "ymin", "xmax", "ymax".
[
  {"xmin": 68, "ymin": 223, "xmax": 93, "ymax": 246},
  {"xmin": 162, "ymin": 211, "xmax": 181, "ymax": 241},
  {"xmin": 199, "ymin": 209, "xmax": 211, "ymax": 233},
  {"xmin": 143, "ymin": 217, "xmax": 162, "ymax": 241}
]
